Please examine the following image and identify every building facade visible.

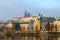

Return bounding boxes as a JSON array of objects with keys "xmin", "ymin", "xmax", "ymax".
[{"xmin": 54, "ymin": 17, "xmax": 60, "ymax": 32}]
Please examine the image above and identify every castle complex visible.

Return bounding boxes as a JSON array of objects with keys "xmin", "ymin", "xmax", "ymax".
[{"xmin": 0, "ymin": 12, "xmax": 60, "ymax": 33}]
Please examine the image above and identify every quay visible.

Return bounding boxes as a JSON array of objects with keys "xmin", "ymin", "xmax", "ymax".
[{"xmin": 5, "ymin": 31, "xmax": 60, "ymax": 36}]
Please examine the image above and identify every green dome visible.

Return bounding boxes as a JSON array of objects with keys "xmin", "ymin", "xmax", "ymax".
[{"xmin": 37, "ymin": 16, "xmax": 42, "ymax": 19}]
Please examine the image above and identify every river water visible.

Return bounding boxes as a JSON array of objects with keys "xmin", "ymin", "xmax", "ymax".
[{"xmin": 0, "ymin": 35, "xmax": 60, "ymax": 40}]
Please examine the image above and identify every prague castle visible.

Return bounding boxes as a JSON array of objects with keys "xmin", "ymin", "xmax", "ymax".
[
  {"xmin": 6, "ymin": 11, "xmax": 57, "ymax": 33},
  {"xmin": 0, "ymin": 11, "xmax": 60, "ymax": 33}
]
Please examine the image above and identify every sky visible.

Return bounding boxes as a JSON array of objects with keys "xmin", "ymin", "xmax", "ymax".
[{"xmin": 0, "ymin": 0, "xmax": 60, "ymax": 21}]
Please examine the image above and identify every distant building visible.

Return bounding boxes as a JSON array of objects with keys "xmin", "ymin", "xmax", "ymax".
[
  {"xmin": 54, "ymin": 17, "xmax": 60, "ymax": 32},
  {"xmin": 0, "ymin": 21, "xmax": 7, "ymax": 32}
]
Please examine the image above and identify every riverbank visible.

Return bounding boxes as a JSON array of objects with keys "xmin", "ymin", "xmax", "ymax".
[{"xmin": 5, "ymin": 32, "xmax": 60, "ymax": 36}]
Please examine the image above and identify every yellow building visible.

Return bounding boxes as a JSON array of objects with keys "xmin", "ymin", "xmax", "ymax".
[
  {"xmin": 6, "ymin": 22, "xmax": 13, "ymax": 32},
  {"xmin": 7, "ymin": 22, "xmax": 13, "ymax": 28},
  {"xmin": 20, "ymin": 24, "xmax": 29, "ymax": 31},
  {"xmin": 54, "ymin": 17, "xmax": 60, "ymax": 32},
  {"xmin": 7, "ymin": 16, "xmax": 40, "ymax": 32},
  {"xmin": 33, "ymin": 18, "xmax": 41, "ymax": 32},
  {"xmin": 19, "ymin": 16, "xmax": 37, "ymax": 22},
  {"xmin": 19, "ymin": 16, "xmax": 41, "ymax": 32}
]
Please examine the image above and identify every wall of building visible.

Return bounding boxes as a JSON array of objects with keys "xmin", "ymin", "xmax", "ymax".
[
  {"xmin": 54, "ymin": 20, "xmax": 60, "ymax": 32},
  {"xmin": 6, "ymin": 22, "xmax": 13, "ymax": 28},
  {"xmin": 33, "ymin": 19, "xmax": 41, "ymax": 32},
  {"xmin": 20, "ymin": 24, "xmax": 29, "ymax": 31}
]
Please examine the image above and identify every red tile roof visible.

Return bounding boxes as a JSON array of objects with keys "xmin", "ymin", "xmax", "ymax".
[{"xmin": 20, "ymin": 16, "xmax": 37, "ymax": 19}]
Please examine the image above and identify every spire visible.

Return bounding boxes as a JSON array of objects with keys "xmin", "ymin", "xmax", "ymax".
[
  {"xmin": 27, "ymin": 11, "xmax": 31, "ymax": 16},
  {"xmin": 38, "ymin": 13, "xmax": 43, "ymax": 16},
  {"xmin": 24, "ymin": 10, "xmax": 32, "ymax": 17},
  {"xmin": 39, "ymin": 13, "xmax": 40, "ymax": 16},
  {"xmin": 24, "ymin": 10, "xmax": 27, "ymax": 16}
]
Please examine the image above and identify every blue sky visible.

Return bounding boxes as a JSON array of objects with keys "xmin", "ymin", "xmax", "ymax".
[{"xmin": 0, "ymin": 0, "xmax": 60, "ymax": 21}]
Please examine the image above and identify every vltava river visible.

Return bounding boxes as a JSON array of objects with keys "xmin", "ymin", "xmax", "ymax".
[{"xmin": 0, "ymin": 35, "xmax": 60, "ymax": 40}]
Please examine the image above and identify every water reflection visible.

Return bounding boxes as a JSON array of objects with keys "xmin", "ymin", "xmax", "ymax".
[{"xmin": 0, "ymin": 36, "xmax": 60, "ymax": 40}]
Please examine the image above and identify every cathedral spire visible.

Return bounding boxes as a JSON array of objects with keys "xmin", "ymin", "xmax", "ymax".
[
  {"xmin": 24, "ymin": 10, "xmax": 32, "ymax": 17},
  {"xmin": 24, "ymin": 10, "xmax": 27, "ymax": 16},
  {"xmin": 27, "ymin": 11, "xmax": 31, "ymax": 16}
]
